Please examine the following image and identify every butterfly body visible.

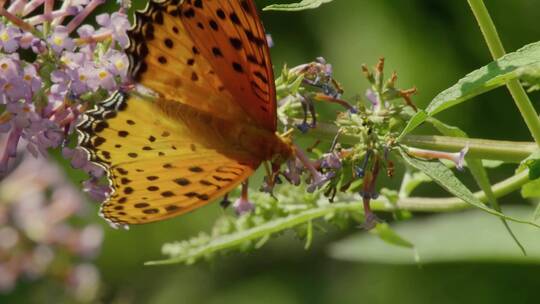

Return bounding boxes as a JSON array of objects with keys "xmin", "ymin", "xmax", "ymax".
[{"xmin": 77, "ymin": 0, "xmax": 291, "ymax": 226}]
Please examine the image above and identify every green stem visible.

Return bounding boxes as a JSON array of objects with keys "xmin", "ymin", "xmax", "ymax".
[
  {"xmin": 305, "ymin": 121, "xmax": 537, "ymax": 162},
  {"xmin": 468, "ymin": 0, "xmax": 540, "ymax": 147},
  {"xmin": 400, "ymin": 135, "xmax": 536, "ymax": 163},
  {"xmin": 384, "ymin": 169, "xmax": 530, "ymax": 212}
]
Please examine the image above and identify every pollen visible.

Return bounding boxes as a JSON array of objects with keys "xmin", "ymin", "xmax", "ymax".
[
  {"xmin": 0, "ymin": 31, "xmax": 9, "ymax": 42},
  {"xmin": 53, "ymin": 36, "xmax": 64, "ymax": 46},
  {"xmin": 98, "ymin": 70, "xmax": 109, "ymax": 79},
  {"xmin": 115, "ymin": 60, "xmax": 125, "ymax": 70}
]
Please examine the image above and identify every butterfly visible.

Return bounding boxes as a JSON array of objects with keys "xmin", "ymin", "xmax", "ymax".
[{"xmin": 77, "ymin": 0, "xmax": 293, "ymax": 226}]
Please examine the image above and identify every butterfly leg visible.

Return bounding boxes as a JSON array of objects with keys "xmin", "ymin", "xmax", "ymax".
[
  {"xmin": 296, "ymin": 95, "xmax": 311, "ymax": 133},
  {"xmin": 220, "ymin": 193, "xmax": 232, "ymax": 209},
  {"xmin": 233, "ymin": 181, "xmax": 254, "ymax": 215}
]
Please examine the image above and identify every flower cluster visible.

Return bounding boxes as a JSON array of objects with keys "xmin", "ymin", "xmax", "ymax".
[
  {"xmin": 0, "ymin": 0, "xmax": 130, "ymax": 299},
  {"xmin": 0, "ymin": 138, "xmax": 103, "ymax": 302},
  {"xmin": 268, "ymin": 57, "xmax": 470, "ymax": 227},
  {"xmin": 0, "ymin": 0, "xmax": 130, "ymax": 181}
]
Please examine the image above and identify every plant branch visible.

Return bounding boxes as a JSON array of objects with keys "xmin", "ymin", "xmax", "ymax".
[
  {"xmin": 387, "ymin": 169, "xmax": 530, "ymax": 212},
  {"xmin": 302, "ymin": 120, "xmax": 537, "ymax": 162}
]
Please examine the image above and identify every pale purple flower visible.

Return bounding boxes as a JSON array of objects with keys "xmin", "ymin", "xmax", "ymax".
[
  {"xmin": 0, "ymin": 24, "xmax": 22, "ymax": 53},
  {"xmin": 0, "ymin": 55, "xmax": 21, "ymax": 79},
  {"xmin": 456, "ymin": 144, "xmax": 470, "ymax": 170},
  {"xmin": 266, "ymin": 34, "xmax": 274, "ymax": 48},
  {"xmin": 48, "ymin": 26, "xmax": 75, "ymax": 53},
  {"xmin": 406, "ymin": 144, "xmax": 470, "ymax": 171},
  {"xmin": 0, "ymin": 0, "xmax": 132, "ymax": 245},
  {"xmin": 233, "ymin": 196, "xmax": 255, "ymax": 215},
  {"xmin": 0, "ymin": 128, "xmax": 22, "ymax": 174},
  {"xmin": 63, "ymin": 147, "xmax": 89, "ymax": 169},
  {"xmin": 320, "ymin": 152, "xmax": 342, "ymax": 169},
  {"xmin": 3, "ymin": 77, "xmax": 31, "ymax": 102},
  {"xmin": 89, "ymin": 67, "xmax": 116, "ymax": 91},
  {"xmin": 76, "ymin": 24, "xmax": 96, "ymax": 40},
  {"xmin": 30, "ymin": 38, "xmax": 47, "ymax": 54},
  {"xmin": 22, "ymin": 64, "xmax": 42, "ymax": 93},
  {"xmin": 60, "ymin": 51, "xmax": 87, "ymax": 69},
  {"xmin": 283, "ymin": 159, "xmax": 302, "ymax": 186},
  {"xmin": 104, "ymin": 51, "xmax": 129, "ymax": 80},
  {"xmin": 24, "ymin": 119, "xmax": 65, "ymax": 156},
  {"xmin": 365, "ymin": 88, "xmax": 380, "ymax": 111},
  {"xmin": 307, "ymin": 171, "xmax": 335, "ymax": 193},
  {"xmin": 95, "ymin": 12, "xmax": 130, "ymax": 48},
  {"xmin": 6, "ymin": 102, "xmax": 36, "ymax": 129},
  {"xmin": 82, "ymin": 178, "xmax": 111, "ymax": 202}
]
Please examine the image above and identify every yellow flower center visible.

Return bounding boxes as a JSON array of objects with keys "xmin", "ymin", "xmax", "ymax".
[
  {"xmin": 1, "ymin": 63, "xmax": 8, "ymax": 70},
  {"xmin": 114, "ymin": 60, "xmax": 125, "ymax": 70},
  {"xmin": 79, "ymin": 75, "xmax": 87, "ymax": 81},
  {"xmin": 98, "ymin": 70, "xmax": 108, "ymax": 80},
  {"xmin": 60, "ymin": 56, "xmax": 71, "ymax": 65},
  {"xmin": 53, "ymin": 36, "xmax": 63, "ymax": 46},
  {"xmin": 24, "ymin": 74, "xmax": 32, "ymax": 81},
  {"xmin": 0, "ymin": 31, "xmax": 9, "ymax": 42}
]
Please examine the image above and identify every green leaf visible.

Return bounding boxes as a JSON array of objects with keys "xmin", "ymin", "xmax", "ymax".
[
  {"xmin": 371, "ymin": 222, "xmax": 414, "ymax": 249},
  {"xmin": 482, "ymin": 160, "xmax": 505, "ymax": 168},
  {"xmin": 519, "ymin": 62, "xmax": 540, "ymax": 92},
  {"xmin": 520, "ymin": 150, "xmax": 540, "ymax": 180},
  {"xmin": 263, "ymin": 0, "xmax": 334, "ymax": 11},
  {"xmin": 397, "ymin": 110, "xmax": 427, "ymax": 140},
  {"xmin": 534, "ymin": 202, "xmax": 540, "ymax": 220},
  {"xmin": 329, "ymin": 207, "xmax": 540, "ymax": 264},
  {"xmin": 427, "ymin": 117, "xmax": 524, "ymax": 253},
  {"xmin": 426, "ymin": 41, "xmax": 540, "ymax": 116},
  {"xmin": 427, "ymin": 117, "xmax": 467, "ymax": 137},
  {"xmin": 521, "ymin": 179, "xmax": 540, "ymax": 198},
  {"xmin": 399, "ymin": 148, "xmax": 539, "ymax": 227}
]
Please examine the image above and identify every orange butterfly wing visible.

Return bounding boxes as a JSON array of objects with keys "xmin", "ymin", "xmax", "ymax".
[
  {"xmin": 179, "ymin": 0, "xmax": 277, "ymax": 131},
  {"xmin": 78, "ymin": 94, "xmax": 257, "ymax": 226}
]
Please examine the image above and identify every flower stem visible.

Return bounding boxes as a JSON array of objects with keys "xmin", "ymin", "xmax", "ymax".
[{"xmin": 467, "ymin": 0, "xmax": 540, "ymax": 147}]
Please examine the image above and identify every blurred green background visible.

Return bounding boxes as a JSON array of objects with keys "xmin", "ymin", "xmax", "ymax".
[{"xmin": 4, "ymin": 0, "xmax": 540, "ymax": 303}]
